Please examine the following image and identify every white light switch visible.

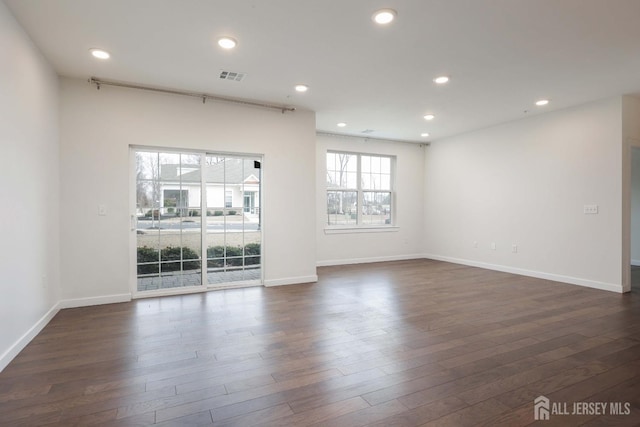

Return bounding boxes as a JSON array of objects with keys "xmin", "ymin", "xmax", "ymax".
[
  {"xmin": 583, "ymin": 204, "xmax": 598, "ymax": 215},
  {"xmin": 98, "ymin": 204, "xmax": 107, "ymax": 216}
]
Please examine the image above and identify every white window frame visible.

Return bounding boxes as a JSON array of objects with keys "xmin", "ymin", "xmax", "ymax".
[{"xmin": 325, "ymin": 150, "xmax": 398, "ymax": 234}]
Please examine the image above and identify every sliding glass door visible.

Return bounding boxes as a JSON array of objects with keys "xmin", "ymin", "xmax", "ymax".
[
  {"xmin": 204, "ymin": 156, "xmax": 261, "ymax": 285},
  {"xmin": 133, "ymin": 148, "xmax": 261, "ymax": 294}
]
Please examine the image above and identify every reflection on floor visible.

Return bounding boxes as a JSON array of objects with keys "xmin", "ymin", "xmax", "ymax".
[{"xmin": 137, "ymin": 267, "xmax": 261, "ymax": 291}]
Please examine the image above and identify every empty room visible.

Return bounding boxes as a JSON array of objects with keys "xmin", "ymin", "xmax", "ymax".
[{"xmin": 2, "ymin": 0, "xmax": 640, "ymax": 425}]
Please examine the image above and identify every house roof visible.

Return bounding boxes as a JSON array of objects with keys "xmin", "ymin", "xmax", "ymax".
[{"xmin": 160, "ymin": 158, "xmax": 260, "ymax": 184}]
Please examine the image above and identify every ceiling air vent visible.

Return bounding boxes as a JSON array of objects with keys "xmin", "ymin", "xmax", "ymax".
[
  {"xmin": 219, "ymin": 70, "xmax": 246, "ymax": 82},
  {"xmin": 361, "ymin": 129, "xmax": 375, "ymax": 134}
]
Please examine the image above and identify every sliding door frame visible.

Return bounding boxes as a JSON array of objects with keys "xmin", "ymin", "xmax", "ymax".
[{"xmin": 129, "ymin": 145, "xmax": 264, "ymax": 299}]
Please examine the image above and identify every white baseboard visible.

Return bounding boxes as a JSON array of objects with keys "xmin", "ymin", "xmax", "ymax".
[
  {"xmin": 264, "ymin": 275, "xmax": 318, "ymax": 287},
  {"xmin": 423, "ymin": 254, "xmax": 623, "ymax": 293},
  {"xmin": 58, "ymin": 293, "xmax": 132, "ymax": 309},
  {"xmin": 632, "ymin": 259, "xmax": 640, "ymax": 267},
  {"xmin": 0, "ymin": 303, "xmax": 59, "ymax": 372},
  {"xmin": 317, "ymin": 254, "xmax": 424, "ymax": 267}
]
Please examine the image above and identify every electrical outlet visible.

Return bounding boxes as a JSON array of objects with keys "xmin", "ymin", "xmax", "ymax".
[
  {"xmin": 491, "ymin": 242, "xmax": 496, "ymax": 250},
  {"xmin": 98, "ymin": 204, "xmax": 107, "ymax": 216},
  {"xmin": 512, "ymin": 244, "xmax": 518, "ymax": 253},
  {"xmin": 583, "ymin": 204, "xmax": 598, "ymax": 214}
]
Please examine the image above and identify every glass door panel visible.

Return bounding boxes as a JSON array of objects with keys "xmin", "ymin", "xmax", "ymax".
[
  {"xmin": 242, "ymin": 160, "xmax": 261, "ymax": 282},
  {"xmin": 204, "ymin": 156, "xmax": 261, "ymax": 286},
  {"xmin": 176, "ymin": 153, "xmax": 202, "ymax": 288},
  {"xmin": 135, "ymin": 150, "xmax": 203, "ymax": 292}
]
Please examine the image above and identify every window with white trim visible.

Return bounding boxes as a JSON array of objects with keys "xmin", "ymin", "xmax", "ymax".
[{"xmin": 326, "ymin": 151, "xmax": 394, "ymax": 227}]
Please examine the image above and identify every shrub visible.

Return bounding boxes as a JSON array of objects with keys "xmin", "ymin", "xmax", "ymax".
[
  {"xmin": 188, "ymin": 209, "xmax": 200, "ymax": 217},
  {"xmin": 213, "ymin": 210, "xmax": 223, "ymax": 216},
  {"xmin": 224, "ymin": 246, "xmax": 243, "ymax": 266},
  {"xmin": 167, "ymin": 207, "xmax": 175, "ymax": 214},
  {"xmin": 228, "ymin": 210, "xmax": 237, "ymax": 216},
  {"xmin": 206, "ymin": 244, "xmax": 261, "ymax": 268},
  {"xmin": 161, "ymin": 246, "xmax": 200, "ymax": 271},
  {"xmin": 137, "ymin": 246, "xmax": 200, "ymax": 274},
  {"xmin": 244, "ymin": 243, "xmax": 260, "ymax": 255},
  {"xmin": 144, "ymin": 209, "xmax": 160, "ymax": 219},
  {"xmin": 137, "ymin": 246, "xmax": 158, "ymax": 262},
  {"xmin": 143, "ymin": 244, "xmax": 263, "ymax": 273},
  {"xmin": 244, "ymin": 243, "xmax": 261, "ymax": 265},
  {"xmin": 137, "ymin": 246, "xmax": 158, "ymax": 274},
  {"xmin": 206, "ymin": 246, "xmax": 224, "ymax": 268}
]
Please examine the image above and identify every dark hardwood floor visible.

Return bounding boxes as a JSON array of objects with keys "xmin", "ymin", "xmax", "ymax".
[{"xmin": 1, "ymin": 259, "xmax": 640, "ymax": 426}]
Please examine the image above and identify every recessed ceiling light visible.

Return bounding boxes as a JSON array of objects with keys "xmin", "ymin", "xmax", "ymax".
[
  {"xmin": 433, "ymin": 76, "xmax": 449, "ymax": 84},
  {"xmin": 337, "ymin": 122, "xmax": 347, "ymax": 128},
  {"xmin": 372, "ymin": 9, "xmax": 397, "ymax": 25},
  {"xmin": 89, "ymin": 48, "xmax": 110, "ymax": 59},
  {"xmin": 423, "ymin": 114, "xmax": 435, "ymax": 121},
  {"xmin": 295, "ymin": 84, "xmax": 309, "ymax": 93},
  {"xmin": 535, "ymin": 99, "xmax": 550, "ymax": 106},
  {"xmin": 217, "ymin": 37, "xmax": 237, "ymax": 49},
  {"xmin": 421, "ymin": 133, "xmax": 430, "ymax": 137}
]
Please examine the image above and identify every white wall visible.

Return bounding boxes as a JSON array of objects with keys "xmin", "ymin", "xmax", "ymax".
[
  {"xmin": 316, "ymin": 134, "xmax": 425, "ymax": 265},
  {"xmin": 423, "ymin": 97, "xmax": 623, "ymax": 292},
  {"xmin": 0, "ymin": 1, "xmax": 60, "ymax": 370},
  {"xmin": 59, "ymin": 78, "xmax": 317, "ymax": 302}
]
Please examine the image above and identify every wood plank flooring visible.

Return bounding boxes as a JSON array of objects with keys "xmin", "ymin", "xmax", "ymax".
[{"xmin": 1, "ymin": 259, "xmax": 640, "ymax": 426}]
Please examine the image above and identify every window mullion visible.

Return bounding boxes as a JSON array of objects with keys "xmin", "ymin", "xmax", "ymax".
[
  {"xmin": 357, "ymin": 154, "xmax": 362, "ymax": 225},
  {"xmin": 200, "ymin": 153, "xmax": 206, "ymax": 287}
]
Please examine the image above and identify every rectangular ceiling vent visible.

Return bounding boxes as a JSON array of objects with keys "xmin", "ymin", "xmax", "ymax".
[
  {"xmin": 361, "ymin": 129, "xmax": 375, "ymax": 134},
  {"xmin": 219, "ymin": 70, "xmax": 246, "ymax": 82}
]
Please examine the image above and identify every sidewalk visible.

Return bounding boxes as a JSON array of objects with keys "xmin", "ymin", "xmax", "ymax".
[{"xmin": 137, "ymin": 267, "xmax": 261, "ymax": 291}]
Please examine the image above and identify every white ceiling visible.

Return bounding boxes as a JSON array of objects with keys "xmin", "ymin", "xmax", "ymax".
[{"xmin": 6, "ymin": 0, "xmax": 640, "ymax": 143}]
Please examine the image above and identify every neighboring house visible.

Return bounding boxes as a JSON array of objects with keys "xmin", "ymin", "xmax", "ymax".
[{"xmin": 137, "ymin": 157, "xmax": 260, "ymax": 217}]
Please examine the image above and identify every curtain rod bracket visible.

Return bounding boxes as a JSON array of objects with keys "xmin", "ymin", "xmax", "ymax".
[{"xmin": 88, "ymin": 78, "xmax": 100, "ymax": 90}]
